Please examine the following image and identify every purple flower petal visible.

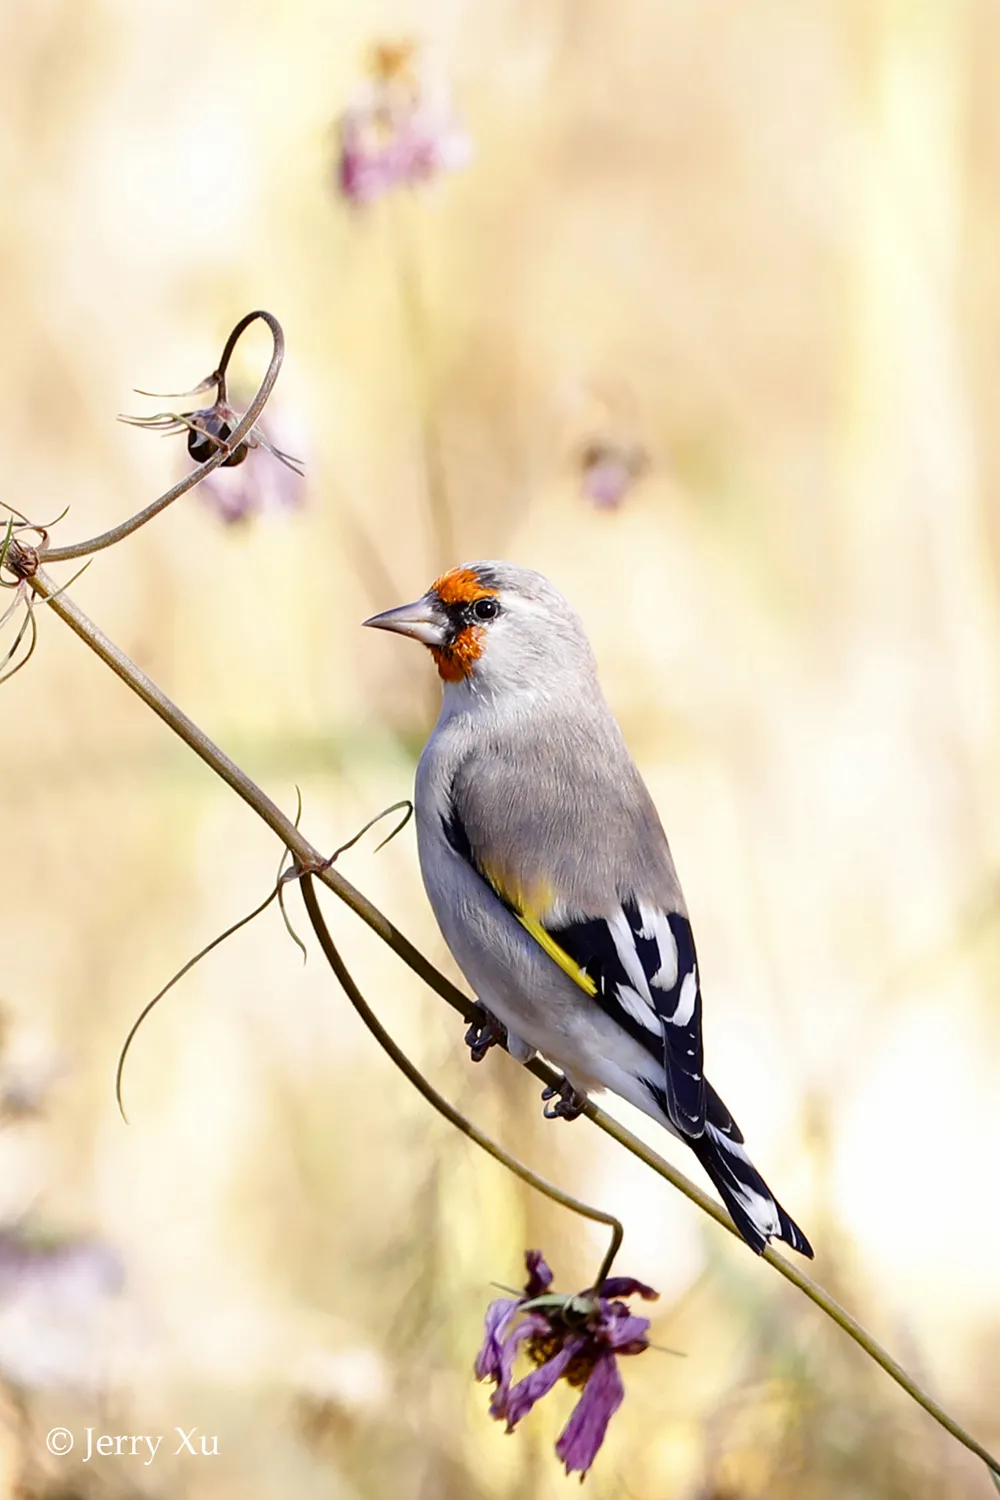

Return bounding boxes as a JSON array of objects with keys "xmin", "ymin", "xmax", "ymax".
[
  {"xmin": 555, "ymin": 1353, "xmax": 625, "ymax": 1477},
  {"xmin": 504, "ymin": 1334, "xmax": 587, "ymax": 1429},
  {"xmin": 524, "ymin": 1250, "xmax": 553, "ymax": 1297},
  {"xmin": 335, "ymin": 72, "xmax": 471, "ymax": 207},
  {"xmin": 474, "ymin": 1296, "xmax": 520, "ymax": 1382},
  {"xmin": 582, "ymin": 455, "xmax": 632, "ymax": 510},
  {"xmin": 594, "ymin": 1303, "xmax": 651, "ymax": 1354},
  {"xmin": 196, "ymin": 430, "xmax": 304, "ymax": 525},
  {"xmin": 485, "ymin": 1312, "xmax": 551, "ymax": 1420},
  {"xmin": 338, "ymin": 114, "xmax": 401, "ymax": 206},
  {"xmin": 599, "ymin": 1276, "xmax": 658, "ymax": 1302},
  {"xmin": 579, "ymin": 442, "xmax": 648, "ymax": 512}
]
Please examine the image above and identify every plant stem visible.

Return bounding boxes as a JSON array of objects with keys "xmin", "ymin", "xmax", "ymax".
[
  {"xmin": 21, "ymin": 567, "xmax": 1000, "ymax": 1484},
  {"xmin": 300, "ymin": 872, "xmax": 622, "ymax": 1288}
]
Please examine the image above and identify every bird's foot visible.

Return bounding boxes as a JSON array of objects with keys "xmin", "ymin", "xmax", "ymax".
[
  {"xmin": 541, "ymin": 1077, "xmax": 588, "ymax": 1121},
  {"xmin": 464, "ymin": 1004, "xmax": 507, "ymax": 1063}
]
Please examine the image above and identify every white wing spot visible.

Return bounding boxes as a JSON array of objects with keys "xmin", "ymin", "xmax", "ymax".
[
  {"xmin": 608, "ymin": 910, "xmax": 654, "ymax": 1006},
  {"xmin": 638, "ymin": 904, "xmax": 679, "ymax": 991},
  {"xmin": 671, "ymin": 966, "xmax": 698, "ymax": 1027},
  {"xmin": 707, "ymin": 1126, "xmax": 781, "ymax": 1237},
  {"xmin": 614, "ymin": 983, "xmax": 661, "ymax": 1034}
]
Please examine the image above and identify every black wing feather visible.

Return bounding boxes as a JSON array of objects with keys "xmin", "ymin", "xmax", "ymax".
[{"xmin": 547, "ymin": 900, "xmax": 706, "ymax": 1138}]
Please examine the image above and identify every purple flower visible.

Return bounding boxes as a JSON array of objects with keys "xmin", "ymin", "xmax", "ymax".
[
  {"xmin": 0, "ymin": 1229, "xmax": 124, "ymax": 1392},
  {"xmin": 579, "ymin": 441, "xmax": 648, "ymax": 511},
  {"xmin": 336, "ymin": 43, "xmax": 472, "ymax": 206},
  {"xmin": 193, "ymin": 405, "xmax": 306, "ymax": 526},
  {"xmin": 476, "ymin": 1250, "xmax": 658, "ymax": 1479}
]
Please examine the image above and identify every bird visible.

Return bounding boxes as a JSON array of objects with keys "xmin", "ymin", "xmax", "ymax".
[{"xmin": 363, "ymin": 561, "xmax": 813, "ymax": 1258}]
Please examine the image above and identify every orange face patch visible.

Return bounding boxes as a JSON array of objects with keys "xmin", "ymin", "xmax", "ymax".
[
  {"xmin": 430, "ymin": 627, "xmax": 484, "ymax": 681},
  {"xmin": 428, "ymin": 568, "xmax": 498, "ymax": 681},
  {"xmin": 431, "ymin": 567, "xmax": 495, "ymax": 607}
]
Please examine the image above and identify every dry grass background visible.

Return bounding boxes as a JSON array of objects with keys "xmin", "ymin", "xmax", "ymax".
[{"xmin": 1, "ymin": 0, "xmax": 999, "ymax": 1496}]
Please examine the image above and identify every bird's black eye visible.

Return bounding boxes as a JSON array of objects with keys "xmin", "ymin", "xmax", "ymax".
[{"xmin": 471, "ymin": 597, "xmax": 500, "ymax": 622}]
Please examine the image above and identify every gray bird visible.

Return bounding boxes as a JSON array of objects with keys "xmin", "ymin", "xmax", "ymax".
[{"xmin": 364, "ymin": 561, "xmax": 812, "ymax": 1258}]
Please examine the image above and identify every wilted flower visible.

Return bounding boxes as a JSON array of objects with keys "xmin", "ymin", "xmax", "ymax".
[
  {"xmin": 337, "ymin": 42, "xmax": 472, "ymax": 206},
  {"xmin": 579, "ymin": 440, "xmax": 648, "ymax": 512},
  {"xmin": 120, "ymin": 389, "xmax": 304, "ymax": 527},
  {"xmin": 476, "ymin": 1250, "xmax": 658, "ymax": 1479}
]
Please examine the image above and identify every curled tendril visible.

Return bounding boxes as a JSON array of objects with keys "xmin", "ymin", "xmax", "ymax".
[
  {"xmin": 115, "ymin": 883, "xmax": 284, "ymax": 1123},
  {"xmin": 115, "ymin": 798, "xmax": 415, "ymax": 1120},
  {"xmin": 0, "ymin": 509, "xmax": 91, "ymax": 685},
  {"xmin": 317, "ymin": 799, "xmax": 414, "ymax": 867},
  {"xmin": 276, "ymin": 787, "xmax": 309, "ymax": 963},
  {"xmin": 0, "ymin": 590, "xmax": 37, "ymax": 684}
]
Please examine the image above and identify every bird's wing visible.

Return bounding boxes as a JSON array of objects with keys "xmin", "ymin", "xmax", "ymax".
[
  {"xmin": 442, "ymin": 795, "xmax": 707, "ymax": 1139},
  {"xmin": 543, "ymin": 902, "xmax": 706, "ymax": 1137}
]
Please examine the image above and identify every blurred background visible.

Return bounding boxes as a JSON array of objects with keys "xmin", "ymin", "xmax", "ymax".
[{"xmin": 2, "ymin": 0, "xmax": 999, "ymax": 1495}]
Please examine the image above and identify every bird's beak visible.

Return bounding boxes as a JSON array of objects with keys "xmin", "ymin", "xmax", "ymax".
[{"xmin": 362, "ymin": 594, "xmax": 447, "ymax": 647}]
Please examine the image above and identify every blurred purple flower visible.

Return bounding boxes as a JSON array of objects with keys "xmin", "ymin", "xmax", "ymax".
[
  {"xmin": 0, "ymin": 1229, "xmax": 124, "ymax": 1392},
  {"xmin": 337, "ymin": 43, "xmax": 472, "ymax": 206},
  {"xmin": 579, "ymin": 441, "xmax": 648, "ymax": 512},
  {"xmin": 476, "ymin": 1250, "xmax": 658, "ymax": 1479},
  {"xmin": 194, "ymin": 405, "xmax": 306, "ymax": 525}
]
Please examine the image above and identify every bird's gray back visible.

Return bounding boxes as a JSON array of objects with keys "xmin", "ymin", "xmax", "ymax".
[{"xmin": 418, "ymin": 691, "xmax": 685, "ymax": 918}]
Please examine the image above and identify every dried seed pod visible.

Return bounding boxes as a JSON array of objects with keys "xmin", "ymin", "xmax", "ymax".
[
  {"xmin": 221, "ymin": 440, "xmax": 250, "ymax": 468},
  {"xmin": 187, "ymin": 411, "xmax": 248, "ymax": 467}
]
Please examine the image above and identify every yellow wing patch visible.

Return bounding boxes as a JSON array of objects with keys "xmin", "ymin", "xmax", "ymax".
[
  {"xmin": 515, "ymin": 912, "xmax": 598, "ymax": 995},
  {"xmin": 481, "ymin": 862, "xmax": 598, "ymax": 997}
]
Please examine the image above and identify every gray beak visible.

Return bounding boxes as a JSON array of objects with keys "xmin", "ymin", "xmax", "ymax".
[{"xmin": 362, "ymin": 595, "xmax": 447, "ymax": 647}]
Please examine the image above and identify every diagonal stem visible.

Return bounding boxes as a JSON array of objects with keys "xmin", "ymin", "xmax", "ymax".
[
  {"xmin": 300, "ymin": 872, "xmax": 622, "ymax": 1288},
  {"xmin": 19, "ymin": 567, "xmax": 1000, "ymax": 1485}
]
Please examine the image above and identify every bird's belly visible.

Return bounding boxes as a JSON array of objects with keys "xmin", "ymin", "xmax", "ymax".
[{"xmin": 430, "ymin": 884, "xmax": 661, "ymax": 1105}]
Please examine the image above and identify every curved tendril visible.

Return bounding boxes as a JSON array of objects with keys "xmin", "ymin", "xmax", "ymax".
[
  {"xmin": 277, "ymin": 799, "xmax": 415, "ymax": 961},
  {"xmin": 0, "ymin": 561, "xmax": 94, "ymax": 688},
  {"xmin": 317, "ymin": 799, "xmax": 414, "ymax": 869},
  {"xmin": 0, "ymin": 517, "xmax": 15, "ymax": 578},
  {"xmin": 253, "ymin": 432, "xmax": 305, "ymax": 476},
  {"xmin": 0, "ymin": 586, "xmax": 24, "ymax": 629},
  {"xmin": 276, "ymin": 787, "xmax": 308, "ymax": 963},
  {"xmin": 1, "ymin": 502, "xmax": 70, "ymax": 533},
  {"xmin": 132, "ymin": 375, "xmax": 220, "ymax": 400},
  {"xmin": 0, "ymin": 597, "xmax": 37, "ymax": 684},
  {"xmin": 115, "ymin": 884, "xmax": 282, "ymax": 1122},
  {"xmin": 37, "ymin": 558, "xmax": 92, "ymax": 606}
]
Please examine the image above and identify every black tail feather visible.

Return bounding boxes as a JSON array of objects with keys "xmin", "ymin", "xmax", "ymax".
[{"xmin": 690, "ymin": 1086, "xmax": 813, "ymax": 1258}]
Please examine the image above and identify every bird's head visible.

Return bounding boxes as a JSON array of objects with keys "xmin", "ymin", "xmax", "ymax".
[{"xmin": 363, "ymin": 561, "xmax": 596, "ymax": 695}]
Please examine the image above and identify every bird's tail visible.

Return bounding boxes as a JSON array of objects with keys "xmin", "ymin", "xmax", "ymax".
[{"xmin": 690, "ymin": 1088, "xmax": 813, "ymax": 1258}]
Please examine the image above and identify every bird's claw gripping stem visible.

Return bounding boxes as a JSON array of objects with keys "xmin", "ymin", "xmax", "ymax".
[
  {"xmin": 541, "ymin": 1077, "xmax": 588, "ymax": 1121},
  {"xmin": 464, "ymin": 1005, "xmax": 507, "ymax": 1063}
]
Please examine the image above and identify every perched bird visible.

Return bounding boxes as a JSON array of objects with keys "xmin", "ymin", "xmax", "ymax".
[{"xmin": 364, "ymin": 562, "xmax": 813, "ymax": 1258}]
